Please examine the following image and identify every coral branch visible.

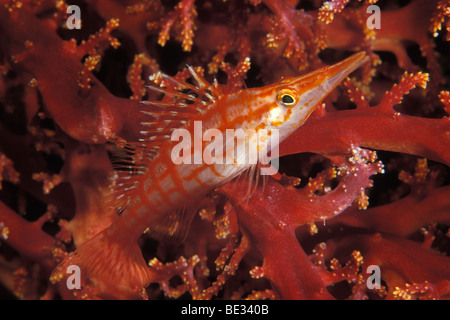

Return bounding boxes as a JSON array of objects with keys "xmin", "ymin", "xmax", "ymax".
[
  {"xmin": 262, "ymin": 0, "xmax": 317, "ymax": 69},
  {"xmin": 220, "ymin": 147, "xmax": 382, "ymax": 299},
  {"xmin": 149, "ymin": 0, "xmax": 197, "ymax": 52},
  {"xmin": 318, "ymin": 0, "xmax": 351, "ymax": 24},
  {"xmin": 0, "ymin": 0, "xmax": 448, "ymax": 300},
  {"xmin": 430, "ymin": 0, "xmax": 450, "ymax": 40},
  {"xmin": 280, "ymin": 72, "xmax": 450, "ymax": 166},
  {"xmin": 0, "ymin": 201, "xmax": 59, "ymax": 272},
  {"xmin": 378, "ymin": 72, "xmax": 429, "ymax": 110},
  {"xmin": 0, "ymin": 5, "xmax": 144, "ymax": 143},
  {"xmin": 0, "ymin": 153, "xmax": 19, "ymax": 189},
  {"xmin": 330, "ymin": 185, "xmax": 450, "ymax": 237},
  {"xmin": 127, "ymin": 53, "xmax": 159, "ymax": 101},
  {"xmin": 440, "ymin": 90, "xmax": 450, "ymax": 115}
]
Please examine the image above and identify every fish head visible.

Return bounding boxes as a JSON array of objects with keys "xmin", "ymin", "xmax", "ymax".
[{"xmin": 255, "ymin": 52, "xmax": 369, "ymax": 141}]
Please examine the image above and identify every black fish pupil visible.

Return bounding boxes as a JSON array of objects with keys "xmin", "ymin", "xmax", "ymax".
[{"xmin": 282, "ymin": 95, "xmax": 294, "ymax": 104}]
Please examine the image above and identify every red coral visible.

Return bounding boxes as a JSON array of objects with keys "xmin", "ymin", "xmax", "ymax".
[{"xmin": 0, "ymin": 0, "xmax": 449, "ymax": 300}]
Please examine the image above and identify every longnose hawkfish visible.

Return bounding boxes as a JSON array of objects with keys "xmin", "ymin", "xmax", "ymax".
[{"xmin": 50, "ymin": 52, "xmax": 369, "ymax": 298}]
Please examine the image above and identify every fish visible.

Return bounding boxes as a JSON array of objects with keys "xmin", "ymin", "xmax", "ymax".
[{"xmin": 50, "ymin": 52, "xmax": 369, "ymax": 298}]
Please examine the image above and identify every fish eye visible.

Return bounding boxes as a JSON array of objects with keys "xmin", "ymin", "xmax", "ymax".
[{"xmin": 276, "ymin": 89, "xmax": 297, "ymax": 107}]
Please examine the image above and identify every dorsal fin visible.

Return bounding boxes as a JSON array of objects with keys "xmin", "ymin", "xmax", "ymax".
[
  {"xmin": 106, "ymin": 67, "xmax": 220, "ymax": 215},
  {"xmin": 145, "ymin": 67, "xmax": 221, "ymax": 111},
  {"xmin": 135, "ymin": 66, "xmax": 221, "ymax": 150}
]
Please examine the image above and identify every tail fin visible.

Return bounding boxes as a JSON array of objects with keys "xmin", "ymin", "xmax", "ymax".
[{"xmin": 50, "ymin": 230, "xmax": 151, "ymax": 299}]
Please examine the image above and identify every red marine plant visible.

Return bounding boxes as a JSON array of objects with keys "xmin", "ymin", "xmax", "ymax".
[{"xmin": 0, "ymin": 0, "xmax": 449, "ymax": 300}]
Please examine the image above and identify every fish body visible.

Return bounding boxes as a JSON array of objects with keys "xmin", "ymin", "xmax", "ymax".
[{"xmin": 51, "ymin": 52, "xmax": 368, "ymax": 298}]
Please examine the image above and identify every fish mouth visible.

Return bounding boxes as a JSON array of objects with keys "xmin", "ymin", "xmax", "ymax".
[
  {"xmin": 290, "ymin": 52, "xmax": 369, "ymax": 123},
  {"xmin": 320, "ymin": 52, "xmax": 369, "ymax": 93},
  {"xmin": 288, "ymin": 51, "xmax": 369, "ymax": 92}
]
